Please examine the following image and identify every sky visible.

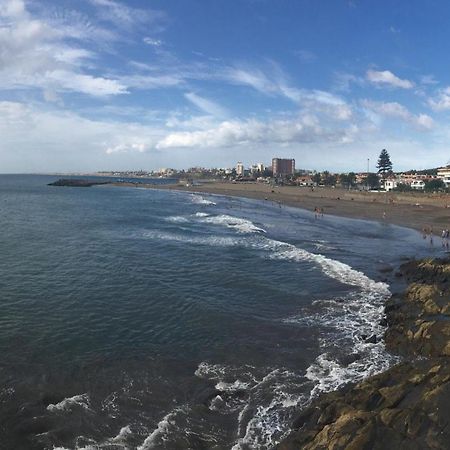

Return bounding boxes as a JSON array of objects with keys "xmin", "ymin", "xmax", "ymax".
[{"xmin": 1, "ymin": 0, "xmax": 450, "ymax": 173}]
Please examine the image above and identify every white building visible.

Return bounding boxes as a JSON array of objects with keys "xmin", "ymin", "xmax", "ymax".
[
  {"xmin": 383, "ymin": 179, "xmax": 398, "ymax": 191},
  {"xmin": 236, "ymin": 162, "xmax": 245, "ymax": 176},
  {"xmin": 437, "ymin": 166, "xmax": 450, "ymax": 187},
  {"xmin": 411, "ymin": 180, "xmax": 425, "ymax": 190}
]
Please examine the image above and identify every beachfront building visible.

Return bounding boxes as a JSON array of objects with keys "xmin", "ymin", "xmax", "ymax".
[
  {"xmin": 437, "ymin": 166, "xmax": 450, "ymax": 188},
  {"xmin": 411, "ymin": 180, "xmax": 425, "ymax": 190},
  {"xmin": 250, "ymin": 163, "xmax": 265, "ymax": 175},
  {"xmin": 272, "ymin": 158, "xmax": 295, "ymax": 177},
  {"xmin": 236, "ymin": 162, "xmax": 245, "ymax": 176},
  {"xmin": 383, "ymin": 179, "xmax": 398, "ymax": 191}
]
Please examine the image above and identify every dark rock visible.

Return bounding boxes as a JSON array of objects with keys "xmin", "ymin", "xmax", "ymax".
[
  {"xmin": 378, "ymin": 264, "xmax": 394, "ymax": 273},
  {"xmin": 48, "ymin": 178, "xmax": 110, "ymax": 187}
]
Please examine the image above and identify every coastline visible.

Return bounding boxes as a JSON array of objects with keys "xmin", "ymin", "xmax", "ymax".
[
  {"xmin": 113, "ymin": 181, "xmax": 450, "ymax": 233},
  {"xmin": 121, "ymin": 181, "xmax": 450, "ymax": 448},
  {"xmin": 278, "ymin": 258, "xmax": 450, "ymax": 450}
]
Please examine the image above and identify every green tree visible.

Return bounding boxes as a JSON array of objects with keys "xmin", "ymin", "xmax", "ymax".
[
  {"xmin": 312, "ymin": 173, "xmax": 322, "ymax": 184},
  {"xmin": 424, "ymin": 179, "xmax": 445, "ymax": 192},
  {"xmin": 393, "ymin": 183, "xmax": 412, "ymax": 192},
  {"xmin": 376, "ymin": 149, "xmax": 393, "ymax": 179},
  {"xmin": 340, "ymin": 172, "xmax": 356, "ymax": 188},
  {"xmin": 364, "ymin": 173, "xmax": 380, "ymax": 190},
  {"xmin": 323, "ymin": 171, "xmax": 336, "ymax": 186}
]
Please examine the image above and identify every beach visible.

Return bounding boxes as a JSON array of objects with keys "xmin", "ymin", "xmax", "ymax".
[{"xmin": 118, "ymin": 180, "xmax": 450, "ymax": 233}]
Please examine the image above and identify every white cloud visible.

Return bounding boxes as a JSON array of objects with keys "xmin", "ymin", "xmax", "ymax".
[
  {"xmin": 428, "ymin": 87, "xmax": 450, "ymax": 111},
  {"xmin": 0, "ymin": 0, "xmax": 127, "ymax": 97},
  {"xmin": 184, "ymin": 92, "xmax": 228, "ymax": 117},
  {"xmin": 156, "ymin": 115, "xmax": 357, "ymax": 149},
  {"xmin": 221, "ymin": 65, "xmax": 353, "ymax": 120},
  {"xmin": 0, "ymin": 100, "xmax": 166, "ymax": 171},
  {"xmin": 361, "ymin": 100, "xmax": 434, "ymax": 131},
  {"xmin": 420, "ymin": 74, "xmax": 438, "ymax": 86},
  {"xmin": 366, "ymin": 69, "xmax": 414, "ymax": 89},
  {"xmin": 143, "ymin": 37, "xmax": 163, "ymax": 47},
  {"xmin": 46, "ymin": 70, "xmax": 128, "ymax": 96},
  {"xmin": 89, "ymin": 0, "xmax": 167, "ymax": 31}
]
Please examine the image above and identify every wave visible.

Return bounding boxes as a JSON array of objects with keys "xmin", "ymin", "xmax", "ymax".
[
  {"xmin": 47, "ymin": 393, "xmax": 90, "ymax": 412},
  {"xmin": 137, "ymin": 408, "xmax": 183, "ymax": 450},
  {"xmin": 190, "ymin": 194, "xmax": 216, "ymax": 206},
  {"xmin": 195, "ymin": 362, "xmax": 308, "ymax": 450},
  {"xmin": 198, "ymin": 214, "xmax": 267, "ymax": 234},
  {"xmin": 142, "ymin": 230, "xmax": 243, "ymax": 247},
  {"xmin": 165, "ymin": 216, "xmax": 189, "ymax": 223}
]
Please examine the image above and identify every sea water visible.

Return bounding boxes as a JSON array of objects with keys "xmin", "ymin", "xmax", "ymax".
[{"xmin": 0, "ymin": 175, "xmax": 435, "ymax": 449}]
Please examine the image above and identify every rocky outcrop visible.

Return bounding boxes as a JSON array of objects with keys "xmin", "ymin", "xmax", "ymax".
[
  {"xmin": 48, "ymin": 179, "xmax": 111, "ymax": 187},
  {"xmin": 278, "ymin": 258, "xmax": 450, "ymax": 450}
]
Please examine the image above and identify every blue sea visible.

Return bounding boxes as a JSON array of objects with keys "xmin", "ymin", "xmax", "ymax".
[{"xmin": 0, "ymin": 175, "xmax": 436, "ymax": 449}]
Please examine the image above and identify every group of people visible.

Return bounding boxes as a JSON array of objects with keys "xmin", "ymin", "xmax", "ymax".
[
  {"xmin": 421, "ymin": 226, "xmax": 450, "ymax": 249},
  {"xmin": 314, "ymin": 207, "xmax": 324, "ymax": 218}
]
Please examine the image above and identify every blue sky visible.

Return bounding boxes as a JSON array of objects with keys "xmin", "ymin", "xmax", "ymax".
[{"xmin": 1, "ymin": 0, "xmax": 450, "ymax": 173}]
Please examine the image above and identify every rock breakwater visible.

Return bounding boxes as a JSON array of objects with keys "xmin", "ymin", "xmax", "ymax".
[{"xmin": 278, "ymin": 258, "xmax": 450, "ymax": 450}]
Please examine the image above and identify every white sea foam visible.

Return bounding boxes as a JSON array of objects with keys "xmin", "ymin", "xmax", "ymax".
[
  {"xmin": 110, "ymin": 425, "xmax": 132, "ymax": 443},
  {"xmin": 194, "ymin": 212, "xmax": 209, "ymax": 217},
  {"xmin": 263, "ymin": 237, "xmax": 389, "ymax": 293},
  {"xmin": 137, "ymin": 409, "xmax": 183, "ymax": 450},
  {"xmin": 190, "ymin": 194, "xmax": 216, "ymax": 205},
  {"xmin": 47, "ymin": 394, "xmax": 90, "ymax": 412},
  {"xmin": 199, "ymin": 214, "xmax": 266, "ymax": 234},
  {"xmin": 215, "ymin": 380, "xmax": 250, "ymax": 392},
  {"xmin": 142, "ymin": 230, "xmax": 242, "ymax": 248},
  {"xmin": 165, "ymin": 215, "xmax": 189, "ymax": 223},
  {"xmin": 196, "ymin": 362, "xmax": 307, "ymax": 450}
]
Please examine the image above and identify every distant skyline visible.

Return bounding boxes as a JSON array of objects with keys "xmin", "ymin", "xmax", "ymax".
[{"xmin": 1, "ymin": 0, "xmax": 450, "ymax": 173}]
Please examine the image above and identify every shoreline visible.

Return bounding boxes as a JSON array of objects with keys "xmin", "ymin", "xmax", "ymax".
[
  {"xmin": 113, "ymin": 181, "xmax": 450, "ymax": 233},
  {"xmin": 278, "ymin": 257, "xmax": 450, "ymax": 449}
]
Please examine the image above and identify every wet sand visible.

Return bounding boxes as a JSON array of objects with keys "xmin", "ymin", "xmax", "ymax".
[{"xmin": 118, "ymin": 181, "xmax": 450, "ymax": 232}]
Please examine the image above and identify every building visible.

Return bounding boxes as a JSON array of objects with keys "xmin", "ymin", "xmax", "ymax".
[
  {"xmin": 383, "ymin": 179, "xmax": 398, "ymax": 191},
  {"xmin": 411, "ymin": 180, "xmax": 425, "ymax": 190},
  {"xmin": 236, "ymin": 162, "xmax": 245, "ymax": 176},
  {"xmin": 250, "ymin": 163, "xmax": 265, "ymax": 175},
  {"xmin": 272, "ymin": 158, "xmax": 295, "ymax": 177},
  {"xmin": 437, "ymin": 166, "xmax": 450, "ymax": 187}
]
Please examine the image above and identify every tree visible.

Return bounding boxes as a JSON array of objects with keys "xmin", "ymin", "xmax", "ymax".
[
  {"xmin": 424, "ymin": 179, "xmax": 445, "ymax": 192},
  {"xmin": 312, "ymin": 173, "xmax": 322, "ymax": 184},
  {"xmin": 364, "ymin": 173, "xmax": 380, "ymax": 190},
  {"xmin": 393, "ymin": 183, "xmax": 412, "ymax": 192},
  {"xmin": 322, "ymin": 171, "xmax": 336, "ymax": 186},
  {"xmin": 377, "ymin": 149, "xmax": 393, "ymax": 179},
  {"xmin": 339, "ymin": 172, "xmax": 356, "ymax": 188}
]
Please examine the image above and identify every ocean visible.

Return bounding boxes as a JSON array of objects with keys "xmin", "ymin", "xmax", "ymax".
[{"xmin": 0, "ymin": 175, "xmax": 435, "ymax": 449}]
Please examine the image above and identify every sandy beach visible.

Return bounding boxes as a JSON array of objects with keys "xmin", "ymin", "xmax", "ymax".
[{"xmin": 119, "ymin": 181, "xmax": 450, "ymax": 233}]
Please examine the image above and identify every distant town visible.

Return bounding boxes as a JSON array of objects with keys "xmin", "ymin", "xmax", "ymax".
[{"xmin": 96, "ymin": 157, "xmax": 450, "ymax": 193}]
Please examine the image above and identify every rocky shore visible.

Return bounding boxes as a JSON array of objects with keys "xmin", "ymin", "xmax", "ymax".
[
  {"xmin": 48, "ymin": 178, "xmax": 111, "ymax": 187},
  {"xmin": 278, "ymin": 258, "xmax": 450, "ymax": 450}
]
